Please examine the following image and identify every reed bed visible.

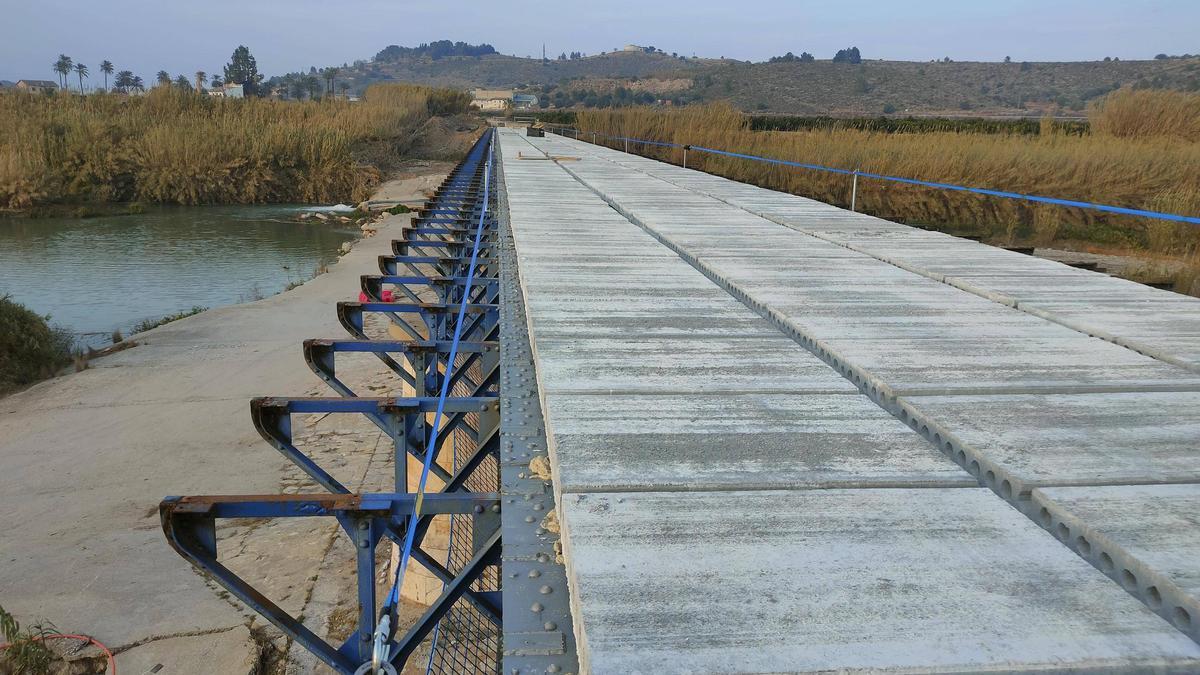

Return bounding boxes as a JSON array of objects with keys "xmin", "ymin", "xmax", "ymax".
[
  {"xmin": 574, "ymin": 92, "xmax": 1200, "ymax": 259},
  {"xmin": 0, "ymin": 84, "xmax": 468, "ymax": 210}
]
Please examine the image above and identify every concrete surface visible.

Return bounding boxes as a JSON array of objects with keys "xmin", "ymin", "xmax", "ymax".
[
  {"xmin": 897, "ymin": 392, "xmax": 1200, "ymax": 498},
  {"xmin": 497, "ymin": 128, "xmax": 1200, "ymax": 673},
  {"xmin": 112, "ymin": 625, "xmax": 260, "ymax": 675},
  {"xmin": 1033, "ymin": 484, "xmax": 1200, "ymax": 640},
  {"xmin": 0, "ymin": 212, "xmax": 414, "ymax": 670},
  {"xmin": 561, "ymin": 488, "xmax": 1200, "ymax": 674},
  {"xmin": 545, "ymin": 132, "xmax": 1200, "ymax": 373},
  {"xmin": 543, "ymin": 392, "xmax": 975, "ymax": 492}
]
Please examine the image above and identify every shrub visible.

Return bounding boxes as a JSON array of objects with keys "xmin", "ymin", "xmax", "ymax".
[{"xmin": 0, "ymin": 295, "xmax": 73, "ymax": 395}]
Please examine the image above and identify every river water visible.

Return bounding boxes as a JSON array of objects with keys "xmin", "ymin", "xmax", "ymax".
[{"xmin": 0, "ymin": 206, "xmax": 357, "ymax": 349}]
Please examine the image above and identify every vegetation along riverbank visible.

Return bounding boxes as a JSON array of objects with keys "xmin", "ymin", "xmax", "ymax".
[
  {"xmin": 573, "ymin": 89, "xmax": 1200, "ymax": 294},
  {"xmin": 0, "ymin": 83, "xmax": 474, "ymax": 215}
]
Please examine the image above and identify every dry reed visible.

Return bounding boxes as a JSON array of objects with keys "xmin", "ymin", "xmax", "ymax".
[
  {"xmin": 574, "ymin": 91, "xmax": 1200, "ymax": 256},
  {"xmin": 0, "ymin": 83, "xmax": 467, "ymax": 210}
]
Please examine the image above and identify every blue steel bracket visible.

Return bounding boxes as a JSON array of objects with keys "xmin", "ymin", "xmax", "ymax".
[
  {"xmin": 360, "ymin": 275, "xmax": 498, "ymax": 306},
  {"xmin": 378, "ymin": 254, "xmax": 495, "ymax": 279},
  {"xmin": 249, "ymin": 397, "xmax": 498, "ymax": 493},
  {"xmin": 302, "ymin": 338, "xmax": 498, "ymax": 398},
  {"xmin": 391, "ymin": 238, "xmax": 495, "ymax": 257},
  {"xmin": 336, "ymin": 301, "xmax": 498, "ymax": 343},
  {"xmin": 160, "ymin": 492, "xmax": 501, "ymax": 675}
]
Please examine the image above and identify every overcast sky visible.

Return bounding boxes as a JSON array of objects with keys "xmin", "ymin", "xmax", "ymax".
[{"xmin": 3, "ymin": 0, "xmax": 1196, "ymax": 82}]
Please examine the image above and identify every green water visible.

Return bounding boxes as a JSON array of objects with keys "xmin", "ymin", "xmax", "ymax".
[{"xmin": 0, "ymin": 205, "xmax": 357, "ymax": 349}]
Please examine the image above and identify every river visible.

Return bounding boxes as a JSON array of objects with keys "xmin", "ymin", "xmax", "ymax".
[{"xmin": 0, "ymin": 205, "xmax": 357, "ymax": 349}]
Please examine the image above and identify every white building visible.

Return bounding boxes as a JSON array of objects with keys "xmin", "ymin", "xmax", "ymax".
[{"xmin": 471, "ymin": 89, "xmax": 512, "ymax": 111}]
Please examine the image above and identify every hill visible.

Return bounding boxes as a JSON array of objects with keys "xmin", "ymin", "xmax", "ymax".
[{"xmin": 293, "ymin": 44, "xmax": 1200, "ymax": 116}]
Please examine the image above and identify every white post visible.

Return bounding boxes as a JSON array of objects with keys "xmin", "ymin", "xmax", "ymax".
[
  {"xmin": 624, "ymin": 138, "xmax": 629, "ymax": 153},
  {"xmin": 592, "ymin": 131, "xmax": 597, "ymax": 144},
  {"xmin": 851, "ymin": 171, "xmax": 859, "ymax": 212},
  {"xmin": 683, "ymin": 147, "xmax": 687, "ymax": 169}
]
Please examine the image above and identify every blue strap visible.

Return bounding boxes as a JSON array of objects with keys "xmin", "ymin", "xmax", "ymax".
[{"xmin": 549, "ymin": 126, "xmax": 1200, "ymax": 225}]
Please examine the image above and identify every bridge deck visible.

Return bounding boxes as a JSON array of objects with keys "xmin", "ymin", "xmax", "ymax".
[{"xmin": 496, "ymin": 128, "xmax": 1200, "ymax": 672}]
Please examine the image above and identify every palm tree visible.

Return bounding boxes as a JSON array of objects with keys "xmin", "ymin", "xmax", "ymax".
[
  {"xmin": 304, "ymin": 74, "xmax": 321, "ymax": 100},
  {"xmin": 174, "ymin": 75, "xmax": 191, "ymax": 91},
  {"xmin": 99, "ymin": 60, "xmax": 114, "ymax": 91},
  {"xmin": 210, "ymin": 74, "xmax": 224, "ymax": 89},
  {"xmin": 74, "ymin": 62, "xmax": 89, "ymax": 94},
  {"xmin": 156, "ymin": 71, "xmax": 171, "ymax": 87},
  {"xmin": 131, "ymin": 75, "xmax": 145, "ymax": 92},
  {"xmin": 195, "ymin": 70, "xmax": 207, "ymax": 92},
  {"xmin": 324, "ymin": 67, "xmax": 339, "ymax": 99},
  {"xmin": 53, "ymin": 54, "xmax": 73, "ymax": 89},
  {"xmin": 339, "ymin": 81, "xmax": 350, "ymax": 98},
  {"xmin": 114, "ymin": 70, "xmax": 133, "ymax": 92}
]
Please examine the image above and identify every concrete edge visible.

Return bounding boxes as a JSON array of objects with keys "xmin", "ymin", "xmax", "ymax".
[{"xmin": 1030, "ymin": 488, "xmax": 1200, "ymax": 641}]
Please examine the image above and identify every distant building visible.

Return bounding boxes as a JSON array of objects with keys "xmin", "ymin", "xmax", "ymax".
[
  {"xmin": 622, "ymin": 44, "xmax": 643, "ymax": 52},
  {"xmin": 471, "ymin": 88, "xmax": 513, "ymax": 111},
  {"xmin": 512, "ymin": 93, "xmax": 539, "ymax": 110},
  {"xmin": 16, "ymin": 79, "xmax": 58, "ymax": 94},
  {"xmin": 223, "ymin": 83, "xmax": 244, "ymax": 99}
]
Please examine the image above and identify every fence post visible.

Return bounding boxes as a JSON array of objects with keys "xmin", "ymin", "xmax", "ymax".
[
  {"xmin": 624, "ymin": 138, "xmax": 629, "ymax": 153},
  {"xmin": 683, "ymin": 146, "xmax": 688, "ymax": 169},
  {"xmin": 851, "ymin": 171, "xmax": 859, "ymax": 212}
]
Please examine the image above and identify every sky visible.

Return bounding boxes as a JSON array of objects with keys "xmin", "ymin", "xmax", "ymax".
[{"xmin": 2, "ymin": 0, "xmax": 1196, "ymax": 83}]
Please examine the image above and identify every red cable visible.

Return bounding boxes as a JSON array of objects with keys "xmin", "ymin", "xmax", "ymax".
[{"xmin": 0, "ymin": 633, "xmax": 116, "ymax": 674}]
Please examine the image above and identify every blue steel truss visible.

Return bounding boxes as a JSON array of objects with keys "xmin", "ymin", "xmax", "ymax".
[{"xmin": 161, "ymin": 129, "xmax": 507, "ymax": 673}]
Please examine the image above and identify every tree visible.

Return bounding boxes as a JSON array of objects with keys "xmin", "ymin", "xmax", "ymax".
[
  {"xmin": 1155, "ymin": 53, "xmax": 1169, "ymax": 60},
  {"xmin": 114, "ymin": 70, "xmax": 134, "ymax": 92},
  {"xmin": 339, "ymin": 81, "xmax": 350, "ymax": 98},
  {"xmin": 800, "ymin": 52, "xmax": 815, "ymax": 62},
  {"xmin": 73, "ymin": 62, "xmax": 89, "ymax": 94},
  {"xmin": 195, "ymin": 70, "xmax": 207, "ymax": 92},
  {"xmin": 304, "ymin": 74, "xmax": 321, "ymax": 99},
  {"xmin": 324, "ymin": 67, "xmax": 339, "ymax": 99},
  {"xmin": 289, "ymin": 77, "xmax": 307, "ymax": 100},
  {"xmin": 174, "ymin": 75, "xmax": 192, "ymax": 91},
  {"xmin": 224, "ymin": 45, "xmax": 261, "ymax": 96},
  {"xmin": 53, "ymin": 54, "xmax": 73, "ymax": 89},
  {"xmin": 1004, "ymin": 55, "xmax": 1012, "ymax": 63},
  {"xmin": 99, "ymin": 60, "xmax": 114, "ymax": 91},
  {"xmin": 210, "ymin": 74, "xmax": 224, "ymax": 88},
  {"xmin": 156, "ymin": 71, "xmax": 171, "ymax": 87},
  {"xmin": 833, "ymin": 47, "xmax": 862, "ymax": 64}
]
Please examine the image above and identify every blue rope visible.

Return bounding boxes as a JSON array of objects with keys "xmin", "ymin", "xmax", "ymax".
[
  {"xmin": 550, "ymin": 126, "xmax": 1200, "ymax": 226},
  {"xmin": 382, "ymin": 130, "xmax": 494, "ymax": 646}
]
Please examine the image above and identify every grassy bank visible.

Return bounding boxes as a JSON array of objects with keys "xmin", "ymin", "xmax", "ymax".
[
  {"xmin": 573, "ymin": 90, "xmax": 1200, "ymax": 291},
  {"xmin": 0, "ymin": 84, "xmax": 472, "ymax": 212},
  {"xmin": 0, "ymin": 296, "xmax": 74, "ymax": 395}
]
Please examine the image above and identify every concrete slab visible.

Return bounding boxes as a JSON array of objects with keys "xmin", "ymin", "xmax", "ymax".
[
  {"xmin": 561, "ymin": 488, "xmax": 1200, "ymax": 674},
  {"xmin": 895, "ymin": 391, "xmax": 1200, "ymax": 500},
  {"xmin": 543, "ymin": 392, "xmax": 972, "ymax": 492},
  {"xmin": 111, "ymin": 625, "xmax": 260, "ymax": 675},
  {"xmin": 539, "ymin": 132, "xmax": 1200, "ymax": 372},
  {"xmin": 1033, "ymin": 484, "xmax": 1200, "ymax": 640}
]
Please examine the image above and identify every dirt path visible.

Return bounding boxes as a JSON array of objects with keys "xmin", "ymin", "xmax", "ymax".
[{"xmin": 0, "ymin": 174, "xmax": 445, "ymax": 674}]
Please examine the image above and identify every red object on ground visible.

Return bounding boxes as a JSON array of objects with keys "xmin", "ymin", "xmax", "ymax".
[{"xmin": 358, "ymin": 290, "xmax": 395, "ymax": 302}]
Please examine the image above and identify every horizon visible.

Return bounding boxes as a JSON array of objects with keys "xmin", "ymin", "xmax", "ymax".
[{"xmin": 2, "ymin": 0, "xmax": 1196, "ymax": 84}]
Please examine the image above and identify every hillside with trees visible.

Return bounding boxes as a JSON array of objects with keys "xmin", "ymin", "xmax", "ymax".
[{"xmin": 300, "ymin": 41, "xmax": 1200, "ymax": 116}]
